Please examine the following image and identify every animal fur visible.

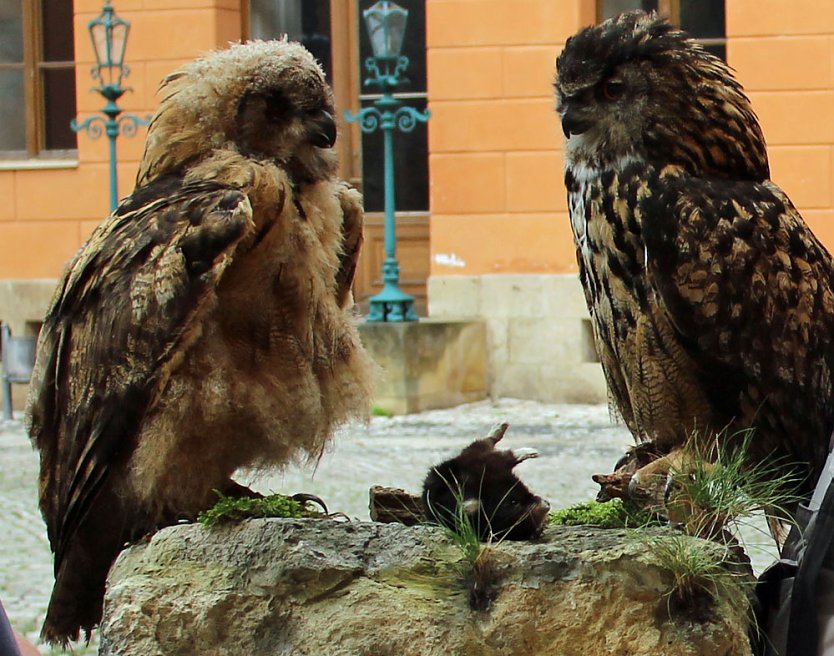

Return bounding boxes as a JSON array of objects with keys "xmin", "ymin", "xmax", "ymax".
[
  {"xmin": 422, "ymin": 424, "xmax": 550, "ymax": 541},
  {"xmin": 555, "ymin": 12, "xmax": 834, "ymax": 508},
  {"xmin": 26, "ymin": 40, "xmax": 374, "ymax": 645}
]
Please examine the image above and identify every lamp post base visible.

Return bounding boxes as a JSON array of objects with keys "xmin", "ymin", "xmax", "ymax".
[{"xmin": 367, "ymin": 285, "xmax": 418, "ymax": 322}]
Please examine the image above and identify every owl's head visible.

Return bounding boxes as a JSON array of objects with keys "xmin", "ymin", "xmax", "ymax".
[
  {"xmin": 138, "ymin": 40, "xmax": 337, "ymax": 186},
  {"xmin": 555, "ymin": 11, "xmax": 768, "ymax": 181}
]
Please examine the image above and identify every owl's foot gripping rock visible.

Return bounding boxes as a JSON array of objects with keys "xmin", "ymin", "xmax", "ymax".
[
  {"xmin": 593, "ymin": 444, "xmax": 690, "ymax": 513},
  {"xmin": 593, "ymin": 446, "xmax": 734, "ymax": 539},
  {"xmin": 219, "ymin": 481, "xmax": 329, "ymax": 514},
  {"xmin": 593, "ymin": 442, "xmax": 667, "ymax": 502},
  {"xmin": 289, "ymin": 493, "xmax": 330, "ymax": 515}
]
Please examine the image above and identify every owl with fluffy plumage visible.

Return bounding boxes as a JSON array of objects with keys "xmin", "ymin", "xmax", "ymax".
[
  {"xmin": 26, "ymin": 40, "xmax": 374, "ymax": 645},
  {"xmin": 555, "ymin": 12, "xmax": 834, "ymax": 507}
]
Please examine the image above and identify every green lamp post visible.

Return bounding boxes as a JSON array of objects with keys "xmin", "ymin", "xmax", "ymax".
[
  {"xmin": 345, "ymin": 1, "xmax": 430, "ymax": 322},
  {"xmin": 71, "ymin": 1, "xmax": 149, "ymax": 212}
]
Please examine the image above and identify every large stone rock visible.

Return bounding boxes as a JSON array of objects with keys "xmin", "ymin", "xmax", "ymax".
[{"xmin": 99, "ymin": 519, "xmax": 753, "ymax": 656}]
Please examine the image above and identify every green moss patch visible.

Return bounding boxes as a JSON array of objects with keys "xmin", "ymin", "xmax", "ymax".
[
  {"xmin": 198, "ymin": 492, "xmax": 322, "ymax": 527},
  {"xmin": 549, "ymin": 498, "xmax": 655, "ymax": 529}
]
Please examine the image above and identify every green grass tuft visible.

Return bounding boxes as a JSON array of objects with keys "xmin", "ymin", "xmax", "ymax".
[
  {"xmin": 371, "ymin": 405, "xmax": 394, "ymax": 417},
  {"xmin": 197, "ymin": 492, "xmax": 320, "ymax": 527},
  {"xmin": 639, "ymin": 531, "xmax": 751, "ymax": 621},
  {"xmin": 423, "ymin": 473, "xmax": 504, "ymax": 611},
  {"xmin": 549, "ymin": 498, "xmax": 656, "ymax": 528},
  {"xmin": 666, "ymin": 429, "xmax": 805, "ymax": 540}
]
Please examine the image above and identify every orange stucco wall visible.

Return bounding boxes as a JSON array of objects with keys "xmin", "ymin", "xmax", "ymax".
[
  {"xmin": 727, "ymin": 0, "xmax": 834, "ymax": 247},
  {"xmin": 5, "ymin": 1, "xmax": 834, "ymax": 285},
  {"xmin": 427, "ymin": 0, "xmax": 594, "ymax": 277},
  {"xmin": 427, "ymin": 0, "xmax": 834, "ymax": 277},
  {"xmin": 0, "ymin": 0, "xmax": 243, "ymax": 279}
]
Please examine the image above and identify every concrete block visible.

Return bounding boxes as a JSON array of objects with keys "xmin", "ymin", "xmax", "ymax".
[
  {"xmin": 541, "ymin": 274, "xmax": 592, "ymax": 319},
  {"xmin": 0, "ymin": 279, "xmax": 54, "ymax": 414},
  {"xmin": 0, "ymin": 279, "xmax": 56, "ymax": 334},
  {"xmin": 485, "ymin": 318, "xmax": 509, "ymax": 367},
  {"xmin": 491, "ymin": 362, "xmax": 543, "ymax": 400},
  {"xmin": 427, "ymin": 273, "xmax": 611, "ymax": 404},
  {"xmin": 507, "ymin": 317, "xmax": 585, "ymax": 365},
  {"xmin": 359, "ymin": 319, "xmax": 487, "ymax": 415},
  {"xmin": 427, "ymin": 275, "xmax": 482, "ymax": 318},
  {"xmin": 540, "ymin": 362, "xmax": 608, "ymax": 405},
  {"xmin": 479, "ymin": 274, "xmax": 549, "ymax": 319}
]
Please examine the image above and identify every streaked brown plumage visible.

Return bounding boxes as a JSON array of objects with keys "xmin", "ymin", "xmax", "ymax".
[
  {"xmin": 555, "ymin": 13, "xmax": 834, "ymax": 504},
  {"xmin": 26, "ymin": 40, "xmax": 373, "ymax": 645}
]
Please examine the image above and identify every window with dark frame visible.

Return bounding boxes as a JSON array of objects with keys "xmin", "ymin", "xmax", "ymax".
[
  {"xmin": 0, "ymin": 0, "xmax": 77, "ymax": 158},
  {"xmin": 356, "ymin": 0, "xmax": 429, "ymax": 213},
  {"xmin": 599, "ymin": 0, "xmax": 726, "ymax": 60},
  {"xmin": 245, "ymin": 0, "xmax": 429, "ymax": 214},
  {"xmin": 600, "ymin": 0, "xmax": 658, "ymax": 17},
  {"xmin": 248, "ymin": 0, "xmax": 333, "ymax": 81},
  {"xmin": 246, "ymin": 0, "xmax": 360, "ymax": 189}
]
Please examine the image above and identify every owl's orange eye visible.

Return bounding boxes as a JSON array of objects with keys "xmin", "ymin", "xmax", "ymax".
[{"xmin": 602, "ymin": 80, "xmax": 625, "ymax": 101}]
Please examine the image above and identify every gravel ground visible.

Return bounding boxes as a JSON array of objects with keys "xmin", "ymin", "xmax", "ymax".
[{"xmin": 0, "ymin": 398, "xmax": 780, "ymax": 654}]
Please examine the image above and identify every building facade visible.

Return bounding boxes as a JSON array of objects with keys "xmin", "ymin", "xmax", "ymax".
[{"xmin": 2, "ymin": 0, "xmax": 834, "ymax": 404}]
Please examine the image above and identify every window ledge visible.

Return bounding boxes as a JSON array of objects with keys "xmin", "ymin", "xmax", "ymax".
[
  {"xmin": 365, "ymin": 211, "xmax": 431, "ymax": 218},
  {"xmin": 0, "ymin": 158, "xmax": 79, "ymax": 171}
]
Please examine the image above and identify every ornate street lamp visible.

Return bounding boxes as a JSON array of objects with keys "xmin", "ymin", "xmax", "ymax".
[
  {"xmin": 345, "ymin": 1, "xmax": 430, "ymax": 322},
  {"xmin": 72, "ymin": 1, "xmax": 149, "ymax": 211}
]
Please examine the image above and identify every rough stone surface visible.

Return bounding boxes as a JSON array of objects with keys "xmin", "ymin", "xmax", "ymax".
[{"xmin": 100, "ymin": 519, "xmax": 753, "ymax": 656}]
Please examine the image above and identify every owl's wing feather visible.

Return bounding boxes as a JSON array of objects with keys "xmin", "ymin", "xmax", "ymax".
[
  {"xmin": 335, "ymin": 183, "xmax": 364, "ymax": 308},
  {"xmin": 27, "ymin": 176, "xmax": 254, "ymax": 569},
  {"xmin": 640, "ymin": 166, "xmax": 834, "ymax": 463}
]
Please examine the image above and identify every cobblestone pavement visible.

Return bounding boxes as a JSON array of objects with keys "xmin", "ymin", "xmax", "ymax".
[{"xmin": 0, "ymin": 398, "xmax": 779, "ymax": 653}]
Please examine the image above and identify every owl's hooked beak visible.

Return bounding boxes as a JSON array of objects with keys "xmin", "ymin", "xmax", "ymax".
[
  {"xmin": 561, "ymin": 108, "xmax": 592, "ymax": 139},
  {"xmin": 308, "ymin": 110, "xmax": 337, "ymax": 149}
]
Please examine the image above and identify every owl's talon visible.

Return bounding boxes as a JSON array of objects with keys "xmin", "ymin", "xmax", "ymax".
[
  {"xmin": 663, "ymin": 473, "xmax": 676, "ymax": 505},
  {"xmin": 291, "ymin": 493, "xmax": 329, "ymax": 515},
  {"xmin": 627, "ymin": 472, "xmax": 641, "ymax": 500}
]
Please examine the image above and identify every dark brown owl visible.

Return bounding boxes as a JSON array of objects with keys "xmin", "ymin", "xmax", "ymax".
[
  {"xmin": 555, "ymin": 13, "xmax": 834, "ymax": 509},
  {"xmin": 26, "ymin": 40, "xmax": 374, "ymax": 646}
]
